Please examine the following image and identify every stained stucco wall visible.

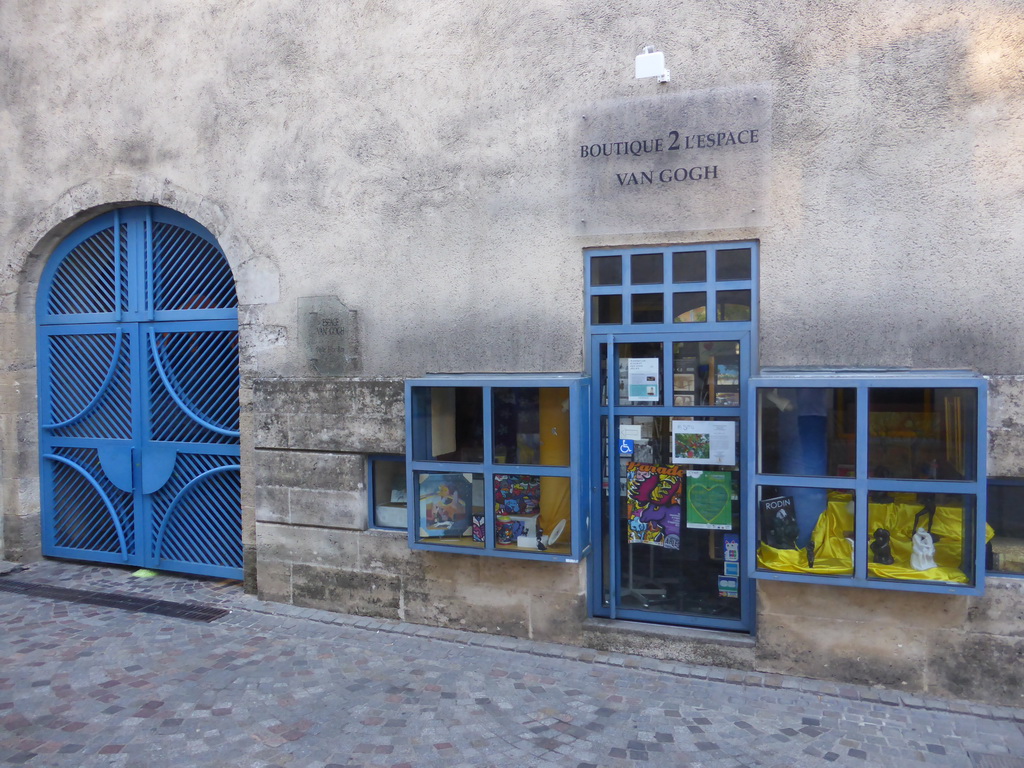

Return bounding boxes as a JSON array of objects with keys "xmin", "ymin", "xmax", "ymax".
[{"xmin": 2, "ymin": 1, "xmax": 1024, "ymax": 704}]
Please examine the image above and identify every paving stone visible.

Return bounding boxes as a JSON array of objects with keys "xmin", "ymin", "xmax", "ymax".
[{"xmin": 1, "ymin": 560, "xmax": 1023, "ymax": 767}]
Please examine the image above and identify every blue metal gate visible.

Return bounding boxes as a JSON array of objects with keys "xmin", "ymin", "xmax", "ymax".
[{"xmin": 37, "ymin": 206, "xmax": 242, "ymax": 579}]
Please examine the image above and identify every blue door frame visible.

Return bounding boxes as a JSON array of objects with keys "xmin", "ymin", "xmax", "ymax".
[
  {"xmin": 584, "ymin": 243, "xmax": 758, "ymax": 632},
  {"xmin": 37, "ymin": 207, "xmax": 242, "ymax": 579}
]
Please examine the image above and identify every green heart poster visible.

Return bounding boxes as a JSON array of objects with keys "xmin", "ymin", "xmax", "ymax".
[{"xmin": 685, "ymin": 470, "xmax": 733, "ymax": 530}]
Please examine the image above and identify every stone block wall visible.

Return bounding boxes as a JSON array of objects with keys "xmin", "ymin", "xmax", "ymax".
[
  {"xmin": 755, "ymin": 578, "xmax": 1024, "ymax": 707},
  {"xmin": 251, "ymin": 376, "xmax": 588, "ymax": 644}
]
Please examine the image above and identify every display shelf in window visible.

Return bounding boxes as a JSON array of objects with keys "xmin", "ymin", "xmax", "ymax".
[
  {"xmin": 369, "ymin": 455, "xmax": 407, "ymax": 529},
  {"xmin": 405, "ymin": 374, "xmax": 591, "ymax": 562},
  {"xmin": 747, "ymin": 371, "xmax": 988, "ymax": 594}
]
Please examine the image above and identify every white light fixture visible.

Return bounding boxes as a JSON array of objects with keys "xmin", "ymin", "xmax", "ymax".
[{"xmin": 635, "ymin": 46, "xmax": 670, "ymax": 83}]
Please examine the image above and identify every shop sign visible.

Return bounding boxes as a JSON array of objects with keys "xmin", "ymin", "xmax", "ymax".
[{"xmin": 574, "ymin": 84, "xmax": 771, "ymax": 235}]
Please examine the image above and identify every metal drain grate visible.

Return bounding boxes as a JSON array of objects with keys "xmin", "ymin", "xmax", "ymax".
[{"xmin": 0, "ymin": 579, "xmax": 229, "ymax": 622}]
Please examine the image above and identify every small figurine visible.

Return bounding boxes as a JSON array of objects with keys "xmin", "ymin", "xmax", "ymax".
[
  {"xmin": 911, "ymin": 526, "xmax": 937, "ymax": 570},
  {"xmin": 870, "ymin": 528, "xmax": 894, "ymax": 565},
  {"xmin": 806, "ymin": 539, "xmax": 815, "ymax": 568}
]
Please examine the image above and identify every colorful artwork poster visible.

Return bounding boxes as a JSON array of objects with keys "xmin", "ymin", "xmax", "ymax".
[
  {"xmin": 627, "ymin": 358, "xmax": 660, "ymax": 402},
  {"xmin": 685, "ymin": 470, "xmax": 734, "ymax": 530},
  {"xmin": 625, "ymin": 462, "xmax": 683, "ymax": 550},
  {"xmin": 671, "ymin": 420, "xmax": 736, "ymax": 466},
  {"xmin": 494, "ymin": 474, "xmax": 541, "ymax": 517},
  {"xmin": 419, "ymin": 473, "xmax": 472, "ymax": 538}
]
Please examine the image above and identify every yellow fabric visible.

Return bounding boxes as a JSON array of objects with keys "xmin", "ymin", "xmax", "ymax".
[
  {"xmin": 757, "ymin": 492, "xmax": 990, "ymax": 584},
  {"xmin": 538, "ymin": 388, "xmax": 571, "ymax": 542}
]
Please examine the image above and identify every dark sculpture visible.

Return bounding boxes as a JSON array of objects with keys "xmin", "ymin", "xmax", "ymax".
[
  {"xmin": 765, "ymin": 508, "xmax": 800, "ymax": 550},
  {"xmin": 806, "ymin": 539, "xmax": 816, "ymax": 568},
  {"xmin": 870, "ymin": 528, "xmax": 894, "ymax": 565}
]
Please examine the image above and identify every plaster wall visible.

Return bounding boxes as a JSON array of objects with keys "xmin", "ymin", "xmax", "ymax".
[{"xmin": 2, "ymin": 0, "xmax": 1024, "ymax": 705}]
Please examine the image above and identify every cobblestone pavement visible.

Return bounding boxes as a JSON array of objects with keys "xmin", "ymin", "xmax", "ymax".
[{"xmin": 1, "ymin": 561, "xmax": 1023, "ymax": 768}]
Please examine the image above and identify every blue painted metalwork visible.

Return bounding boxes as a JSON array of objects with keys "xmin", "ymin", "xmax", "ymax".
[
  {"xmin": 585, "ymin": 242, "xmax": 759, "ymax": 633},
  {"xmin": 746, "ymin": 370, "xmax": 987, "ymax": 595},
  {"xmin": 38, "ymin": 206, "xmax": 241, "ymax": 579},
  {"xmin": 404, "ymin": 374, "xmax": 591, "ymax": 563}
]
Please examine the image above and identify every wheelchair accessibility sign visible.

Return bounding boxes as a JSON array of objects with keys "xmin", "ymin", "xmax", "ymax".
[{"xmin": 618, "ymin": 439, "xmax": 634, "ymax": 456}]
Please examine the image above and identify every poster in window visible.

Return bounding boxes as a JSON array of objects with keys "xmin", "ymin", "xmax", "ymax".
[
  {"xmin": 627, "ymin": 358, "xmax": 660, "ymax": 402},
  {"xmin": 625, "ymin": 462, "xmax": 683, "ymax": 549},
  {"xmin": 418, "ymin": 473, "xmax": 473, "ymax": 538},
  {"xmin": 685, "ymin": 470, "xmax": 733, "ymax": 530},
  {"xmin": 671, "ymin": 420, "xmax": 736, "ymax": 465}
]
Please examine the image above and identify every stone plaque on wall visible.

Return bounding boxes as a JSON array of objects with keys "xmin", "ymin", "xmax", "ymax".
[
  {"xmin": 573, "ymin": 84, "xmax": 771, "ymax": 235},
  {"xmin": 298, "ymin": 296, "xmax": 360, "ymax": 375}
]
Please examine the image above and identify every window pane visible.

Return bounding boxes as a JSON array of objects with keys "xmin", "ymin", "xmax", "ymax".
[
  {"xmin": 758, "ymin": 388, "xmax": 856, "ymax": 477},
  {"xmin": 616, "ymin": 341, "xmax": 663, "ymax": 406},
  {"xmin": 412, "ymin": 387, "xmax": 483, "ymax": 462},
  {"xmin": 590, "ymin": 255, "xmax": 622, "ymax": 286},
  {"xmin": 632, "ymin": 293, "xmax": 663, "ymax": 323},
  {"xmin": 615, "ymin": 415, "xmax": 742, "ymax": 620},
  {"xmin": 868, "ymin": 388, "xmax": 977, "ymax": 481},
  {"xmin": 672, "ymin": 251, "xmax": 706, "ymax": 283},
  {"xmin": 672, "ymin": 292, "xmax": 707, "ymax": 323},
  {"xmin": 756, "ymin": 487, "xmax": 854, "ymax": 577},
  {"xmin": 371, "ymin": 457, "xmax": 406, "ymax": 529},
  {"xmin": 716, "ymin": 248, "xmax": 751, "ymax": 281},
  {"xmin": 493, "ymin": 387, "xmax": 570, "ymax": 466},
  {"xmin": 673, "ymin": 340, "xmax": 740, "ymax": 407},
  {"xmin": 631, "ymin": 252, "xmax": 663, "ymax": 284},
  {"xmin": 987, "ymin": 479, "xmax": 1024, "ymax": 574},
  {"xmin": 495, "ymin": 474, "xmax": 572, "ymax": 556},
  {"xmin": 591, "ymin": 294, "xmax": 622, "ymax": 325},
  {"xmin": 415, "ymin": 471, "xmax": 485, "ymax": 548},
  {"xmin": 866, "ymin": 491, "xmax": 976, "ymax": 587},
  {"xmin": 716, "ymin": 289, "xmax": 751, "ymax": 322}
]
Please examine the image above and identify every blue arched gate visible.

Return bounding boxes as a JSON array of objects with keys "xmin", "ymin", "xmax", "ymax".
[{"xmin": 37, "ymin": 206, "xmax": 242, "ymax": 579}]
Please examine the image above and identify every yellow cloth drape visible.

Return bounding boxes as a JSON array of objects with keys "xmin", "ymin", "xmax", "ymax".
[{"xmin": 757, "ymin": 492, "xmax": 993, "ymax": 583}]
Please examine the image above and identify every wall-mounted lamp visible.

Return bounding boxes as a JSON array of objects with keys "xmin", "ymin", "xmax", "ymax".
[{"xmin": 635, "ymin": 46, "xmax": 670, "ymax": 83}]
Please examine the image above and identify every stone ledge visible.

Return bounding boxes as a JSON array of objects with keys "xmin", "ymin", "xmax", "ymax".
[
  {"xmin": 583, "ymin": 617, "xmax": 755, "ymax": 648},
  {"xmin": 582, "ymin": 617, "xmax": 755, "ymax": 670}
]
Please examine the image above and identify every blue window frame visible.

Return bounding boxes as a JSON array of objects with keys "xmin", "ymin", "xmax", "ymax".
[
  {"xmin": 369, "ymin": 454, "xmax": 406, "ymax": 529},
  {"xmin": 747, "ymin": 370, "xmax": 988, "ymax": 595},
  {"xmin": 404, "ymin": 374, "xmax": 590, "ymax": 562}
]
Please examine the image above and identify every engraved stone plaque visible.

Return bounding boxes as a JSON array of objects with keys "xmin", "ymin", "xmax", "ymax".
[
  {"xmin": 298, "ymin": 296, "xmax": 359, "ymax": 375},
  {"xmin": 573, "ymin": 84, "xmax": 771, "ymax": 235}
]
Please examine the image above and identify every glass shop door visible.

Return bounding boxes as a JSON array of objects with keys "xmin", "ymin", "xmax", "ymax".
[{"xmin": 590, "ymin": 332, "xmax": 753, "ymax": 631}]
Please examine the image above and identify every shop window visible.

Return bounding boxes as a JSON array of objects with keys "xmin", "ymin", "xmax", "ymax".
[
  {"xmin": 369, "ymin": 455, "xmax": 406, "ymax": 529},
  {"xmin": 987, "ymin": 477, "xmax": 1024, "ymax": 575},
  {"xmin": 749, "ymin": 372, "xmax": 987, "ymax": 594},
  {"xmin": 405, "ymin": 374, "xmax": 590, "ymax": 562}
]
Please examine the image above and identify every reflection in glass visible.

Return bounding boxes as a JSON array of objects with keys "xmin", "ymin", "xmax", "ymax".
[
  {"xmin": 591, "ymin": 255, "xmax": 622, "ymax": 286},
  {"xmin": 756, "ymin": 487, "xmax": 854, "ymax": 576},
  {"xmin": 673, "ymin": 340, "xmax": 740, "ymax": 407},
  {"xmin": 632, "ymin": 293, "xmax": 663, "ymax": 323},
  {"xmin": 615, "ymin": 342, "xmax": 663, "ymax": 406},
  {"xmin": 494, "ymin": 474, "xmax": 572, "ymax": 555},
  {"xmin": 672, "ymin": 292, "xmax": 707, "ymax": 323},
  {"xmin": 415, "ymin": 471, "xmax": 485, "ymax": 548},
  {"xmin": 986, "ymin": 479, "xmax": 1024, "ymax": 575},
  {"xmin": 672, "ymin": 251, "xmax": 706, "ymax": 283},
  {"xmin": 866, "ymin": 491, "xmax": 975, "ymax": 585},
  {"xmin": 493, "ymin": 388, "xmax": 570, "ymax": 466},
  {"xmin": 715, "ymin": 248, "xmax": 752, "ymax": 281},
  {"xmin": 413, "ymin": 387, "xmax": 483, "ymax": 462},
  {"xmin": 631, "ymin": 252, "xmax": 663, "ymax": 284},
  {"xmin": 371, "ymin": 457, "xmax": 406, "ymax": 529},
  {"xmin": 758, "ymin": 388, "xmax": 856, "ymax": 476},
  {"xmin": 716, "ymin": 289, "xmax": 751, "ymax": 322},
  {"xmin": 591, "ymin": 294, "xmax": 622, "ymax": 325},
  {"xmin": 614, "ymin": 415, "xmax": 741, "ymax": 619},
  {"xmin": 868, "ymin": 388, "xmax": 978, "ymax": 481}
]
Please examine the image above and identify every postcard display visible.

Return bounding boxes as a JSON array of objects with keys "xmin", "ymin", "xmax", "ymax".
[
  {"xmin": 405, "ymin": 375, "xmax": 589, "ymax": 562},
  {"xmin": 750, "ymin": 377, "xmax": 991, "ymax": 591}
]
